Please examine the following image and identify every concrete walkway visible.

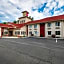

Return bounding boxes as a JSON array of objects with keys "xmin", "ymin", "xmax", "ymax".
[{"xmin": 2, "ymin": 36, "xmax": 18, "ymax": 38}]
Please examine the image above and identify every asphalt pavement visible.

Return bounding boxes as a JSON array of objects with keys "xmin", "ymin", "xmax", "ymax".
[{"xmin": 0, "ymin": 37, "xmax": 64, "ymax": 64}]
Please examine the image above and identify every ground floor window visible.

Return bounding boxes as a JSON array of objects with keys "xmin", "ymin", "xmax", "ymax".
[
  {"xmin": 34, "ymin": 31, "xmax": 37, "ymax": 35},
  {"xmin": 15, "ymin": 31, "xmax": 20, "ymax": 35},
  {"xmin": 48, "ymin": 31, "xmax": 51, "ymax": 35},
  {"xmin": 55, "ymin": 31, "xmax": 60, "ymax": 35},
  {"xmin": 21, "ymin": 32, "xmax": 23, "ymax": 34},
  {"xmin": 18, "ymin": 31, "xmax": 20, "ymax": 35},
  {"xmin": 29, "ymin": 31, "xmax": 32, "ymax": 34},
  {"xmin": 4, "ymin": 31, "xmax": 8, "ymax": 36},
  {"xmin": 29, "ymin": 31, "xmax": 34, "ymax": 36},
  {"xmin": 15, "ymin": 32, "xmax": 17, "ymax": 35},
  {"xmin": 15, "ymin": 31, "xmax": 26, "ymax": 36},
  {"xmin": 4, "ymin": 32, "xmax": 8, "ymax": 35},
  {"xmin": 21, "ymin": 31, "xmax": 26, "ymax": 35}
]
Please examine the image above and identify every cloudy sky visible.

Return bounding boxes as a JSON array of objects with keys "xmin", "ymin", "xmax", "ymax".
[{"xmin": 0, "ymin": 0, "xmax": 64, "ymax": 23}]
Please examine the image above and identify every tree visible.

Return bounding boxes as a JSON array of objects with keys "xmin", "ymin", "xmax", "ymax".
[
  {"xmin": 29, "ymin": 16, "xmax": 31, "ymax": 19},
  {"xmin": 3, "ymin": 22, "xmax": 7, "ymax": 24},
  {"xmin": 17, "ymin": 20, "xmax": 19, "ymax": 24},
  {"xmin": 13, "ymin": 20, "xmax": 16, "ymax": 24},
  {"xmin": 31, "ymin": 17, "xmax": 34, "ymax": 21},
  {"xmin": 29, "ymin": 16, "xmax": 34, "ymax": 21}
]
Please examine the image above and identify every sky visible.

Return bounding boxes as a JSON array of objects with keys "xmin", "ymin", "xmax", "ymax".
[{"xmin": 0, "ymin": 0, "xmax": 64, "ymax": 23}]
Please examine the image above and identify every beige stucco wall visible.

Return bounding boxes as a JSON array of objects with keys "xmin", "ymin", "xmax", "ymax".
[
  {"xmin": 18, "ymin": 17, "xmax": 31, "ymax": 24},
  {"xmin": 4, "ymin": 29, "xmax": 8, "ymax": 32},
  {"xmin": 45, "ymin": 21, "xmax": 63, "ymax": 38},
  {"xmin": 13, "ymin": 26, "xmax": 27, "ymax": 36},
  {"xmin": 0, "ymin": 27, "xmax": 1, "ymax": 37},
  {"xmin": 19, "ymin": 18, "xmax": 26, "ymax": 24},
  {"xmin": 3, "ymin": 29, "xmax": 8, "ymax": 36},
  {"xmin": 28, "ymin": 24, "xmax": 40, "ymax": 37},
  {"xmin": 63, "ymin": 20, "xmax": 64, "ymax": 38},
  {"xmin": 61, "ymin": 20, "xmax": 64, "ymax": 38},
  {"xmin": 26, "ymin": 18, "xmax": 31, "ymax": 23}
]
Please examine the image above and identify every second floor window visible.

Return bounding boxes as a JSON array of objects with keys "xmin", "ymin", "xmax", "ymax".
[
  {"xmin": 29, "ymin": 25, "xmax": 32, "ymax": 28},
  {"xmin": 20, "ymin": 20, "xmax": 25, "ymax": 24},
  {"xmin": 34, "ymin": 24, "xmax": 37, "ymax": 28},
  {"xmin": 47, "ymin": 23, "xmax": 51, "ymax": 27},
  {"xmin": 55, "ymin": 22, "xmax": 60, "ymax": 26},
  {"xmin": 22, "ymin": 20, "xmax": 25, "ymax": 23}
]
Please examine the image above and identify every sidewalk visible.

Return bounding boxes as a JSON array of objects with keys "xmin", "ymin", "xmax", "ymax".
[{"xmin": 2, "ymin": 36, "xmax": 18, "ymax": 38}]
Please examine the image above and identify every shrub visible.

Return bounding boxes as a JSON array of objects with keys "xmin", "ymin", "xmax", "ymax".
[
  {"xmin": 40, "ymin": 34, "xmax": 43, "ymax": 37},
  {"xmin": 51, "ymin": 34, "xmax": 55, "ymax": 38}
]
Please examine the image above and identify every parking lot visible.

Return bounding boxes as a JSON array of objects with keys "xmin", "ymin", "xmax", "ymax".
[{"xmin": 0, "ymin": 37, "xmax": 64, "ymax": 64}]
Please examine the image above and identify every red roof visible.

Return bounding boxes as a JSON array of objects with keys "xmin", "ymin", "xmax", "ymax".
[
  {"xmin": 7, "ymin": 23, "xmax": 26, "ymax": 28},
  {"xmin": 26, "ymin": 15, "xmax": 64, "ymax": 25},
  {"xmin": 0, "ymin": 23, "xmax": 26, "ymax": 28},
  {"xmin": 0, "ymin": 23, "xmax": 14, "ymax": 28}
]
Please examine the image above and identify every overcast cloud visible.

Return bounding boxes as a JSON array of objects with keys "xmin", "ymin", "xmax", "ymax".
[{"xmin": 0, "ymin": 0, "xmax": 64, "ymax": 23}]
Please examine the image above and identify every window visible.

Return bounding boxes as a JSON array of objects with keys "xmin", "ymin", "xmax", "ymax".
[
  {"xmin": 21, "ymin": 32, "xmax": 22, "ymax": 34},
  {"xmin": 55, "ymin": 22, "xmax": 60, "ymax": 26},
  {"xmin": 29, "ymin": 31, "xmax": 32, "ymax": 34},
  {"xmin": 34, "ymin": 24, "xmax": 37, "ymax": 28},
  {"xmin": 20, "ymin": 20, "xmax": 25, "ymax": 24},
  {"xmin": 20, "ymin": 21, "xmax": 22, "ymax": 24},
  {"xmin": 15, "ymin": 31, "xmax": 17, "ymax": 35},
  {"xmin": 23, "ymin": 20, "xmax": 25, "ymax": 23},
  {"xmin": 34, "ymin": 31, "xmax": 37, "ymax": 35},
  {"xmin": 48, "ymin": 31, "xmax": 51, "ymax": 35},
  {"xmin": 15, "ymin": 31, "xmax": 20, "ymax": 35},
  {"xmin": 4, "ymin": 32, "xmax": 8, "ymax": 34},
  {"xmin": 55, "ymin": 31, "xmax": 60, "ymax": 35},
  {"xmin": 29, "ymin": 25, "xmax": 32, "ymax": 28},
  {"xmin": 18, "ymin": 31, "xmax": 20, "ymax": 35},
  {"xmin": 22, "ymin": 20, "xmax": 25, "ymax": 23},
  {"xmin": 47, "ymin": 23, "xmax": 51, "ymax": 27},
  {"xmin": 23, "ymin": 31, "xmax": 25, "ymax": 35},
  {"xmin": 22, "ymin": 20, "xmax": 23, "ymax": 23},
  {"xmin": 21, "ymin": 31, "xmax": 26, "ymax": 35}
]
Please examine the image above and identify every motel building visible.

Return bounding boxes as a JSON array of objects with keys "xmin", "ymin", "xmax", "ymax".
[{"xmin": 0, "ymin": 11, "xmax": 64, "ymax": 38}]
